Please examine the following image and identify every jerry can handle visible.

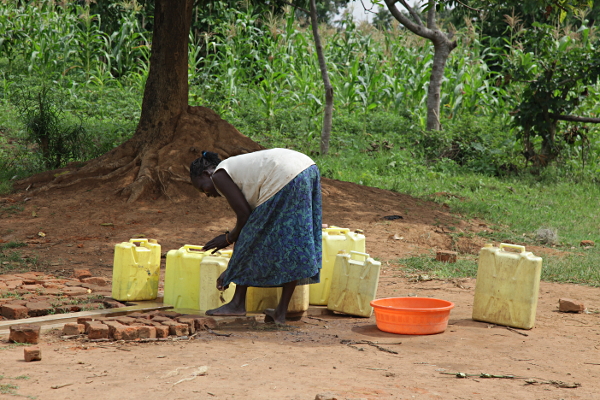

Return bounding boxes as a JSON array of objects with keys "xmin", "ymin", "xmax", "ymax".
[
  {"xmin": 323, "ymin": 227, "xmax": 350, "ymax": 235},
  {"xmin": 129, "ymin": 238, "xmax": 149, "ymax": 246},
  {"xmin": 183, "ymin": 244, "xmax": 204, "ymax": 253},
  {"xmin": 349, "ymin": 251, "xmax": 370, "ymax": 260},
  {"xmin": 499, "ymin": 243, "xmax": 526, "ymax": 253}
]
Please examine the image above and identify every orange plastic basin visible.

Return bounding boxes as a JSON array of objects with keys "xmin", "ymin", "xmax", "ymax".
[{"xmin": 370, "ymin": 297, "xmax": 455, "ymax": 335}]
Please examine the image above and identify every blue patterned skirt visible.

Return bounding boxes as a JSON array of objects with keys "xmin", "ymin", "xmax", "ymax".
[{"xmin": 221, "ymin": 165, "xmax": 322, "ymax": 287}]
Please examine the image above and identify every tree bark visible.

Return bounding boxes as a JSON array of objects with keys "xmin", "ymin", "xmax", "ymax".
[
  {"xmin": 119, "ymin": 0, "xmax": 194, "ymax": 202},
  {"xmin": 384, "ymin": 0, "xmax": 456, "ymax": 130},
  {"xmin": 309, "ymin": 0, "xmax": 334, "ymax": 156}
]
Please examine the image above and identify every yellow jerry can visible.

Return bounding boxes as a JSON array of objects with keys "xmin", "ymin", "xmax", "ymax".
[
  {"xmin": 163, "ymin": 245, "xmax": 235, "ymax": 311},
  {"xmin": 246, "ymin": 285, "xmax": 309, "ymax": 313},
  {"xmin": 472, "ymin": 243, "xmax": 543, "ymax": 329},
  {"xmin": 327, "ymin": 251, "xmax": 381, "ymax": 317},
  {"xmin": 112, "ymin": 238, "xmax": 161, "ymax": 301},
  {"xmin": 310, "ymin": 227, "xmax": 366, "ymax": 306},
  {"xmin": 199, "ymin": 251, "xmax": 236, "ymax": 311}
]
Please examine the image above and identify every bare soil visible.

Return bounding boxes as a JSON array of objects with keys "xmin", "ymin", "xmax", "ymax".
[{"xmin": 1, "ymin": 175, "xmax": 599, "ymax": 400}]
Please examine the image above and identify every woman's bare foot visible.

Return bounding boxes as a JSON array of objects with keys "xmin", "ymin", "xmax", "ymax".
[
  {"xmin": 264, "ymin": 308, "xmax": 286, "ymax": 325},
  {"xmin": 205, "ymin": 302, "xmax": 246, "ymax": 316}
]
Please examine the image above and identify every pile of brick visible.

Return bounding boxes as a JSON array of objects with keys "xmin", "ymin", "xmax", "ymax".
[
  {"xmin": 62, "ymin": 311, "xmax": 219, "ymax": 341},
  {"xmin": 0, "ymin": 269, "xmax": 123, "ymax": 321}
]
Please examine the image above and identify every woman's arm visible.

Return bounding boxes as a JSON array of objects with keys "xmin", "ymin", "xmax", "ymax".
[{"xmin": 203, "ymin": 169, "xmax": 252, "ymax": 252}]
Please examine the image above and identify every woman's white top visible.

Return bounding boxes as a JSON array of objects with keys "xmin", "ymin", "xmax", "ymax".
[{"xmin": 214, "ymin": 148, "xmax": 315, "ymax": 210}]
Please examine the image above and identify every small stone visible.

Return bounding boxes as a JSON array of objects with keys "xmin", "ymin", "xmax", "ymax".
[
  {"xmin": 580, "ymin": 240, "xmax": 595, "ymax": 247},
  {"xmin": 24, "ymin": 346, "xmax": 41, "ymax": 362},
  {"xmin": 315, "ymin": 393, "xmax": 339, "ymax": 400},
  {"xmin": 72, "ymin": 269, "xmax": 92, "ymax": 280},
  {"xmin": 435, "ymin": 250, "xmax": 458, "ymax": 263},
  {"xmin": 9, "ymin": 324, "xmax": 40, "ymax": 344},
  {"xmin": 559, "ymin": 298, "xmax": 585, "ymax": 313}
]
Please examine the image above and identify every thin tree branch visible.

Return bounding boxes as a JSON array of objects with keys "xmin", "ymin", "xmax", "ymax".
[
  {"xmin": 427, "ymin": 0, "xmax": 436, "ymax": 30},
  {"xmin": 453, "ymin": 0, "xmax": 482, "ymax": 12},
  {"xmin": 385, "ymin": 0, "xmax": 431, "ymax": 38},
  {"xmin": 397, "ymin": 0, "xmax": 424, "ymax": 27},
  {"xmin": 550, "ymin": 114, "xmax": 600, "ymax": 123}
]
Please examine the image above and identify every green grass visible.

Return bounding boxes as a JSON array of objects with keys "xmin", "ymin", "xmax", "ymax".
[
  {"xmin": 398, "ymin": 247, "xmax": 600, "ymax": 286},
  {"xmin": 0, "ymin": 383, "xmax": 18, "ymax": 395}
]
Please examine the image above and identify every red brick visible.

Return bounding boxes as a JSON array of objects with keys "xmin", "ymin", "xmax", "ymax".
[
  {"xmin": 62, "ymin": 323, "xmax": 85, "ymax": 336},
  {"xmin": 40, "ymin": 288, "xmax": 63, "ymax": 296},
  {"xmin": 580, "ymin": 240, "xmax": 595, "ymax": 247},
  {"xmin": 177, "ymin": 318, "xmax": 196, "ymax": 334},
  {"xmin": 559, "ymin": 298, "xmax": 585, "ymax": 313},
  {"xmin": 20, "ymin": 284, "xmax": 43, "ymax": 292},
  {"xmin": 64, "ymin": 280, "xmax": 85, "ymax": 287},
  {"xmin": 81, "ymin": 277, "xmax": 110, "ymax": 286},
  {"xmin": 151, "ymin": 316, "xmax": 172, "ymax": 323},
  {"xmin": 62, "ymin": 287, "xmax": 90, "ymax": 296},
  {"xmin": 15, "ymin": 272, "xmax": 43, "ymax": 280},
  {"xmin": 72, "ymin": 269, "xmax": 92, "ymax": 280},
  {"xmin": 194, "ymin": 317, "xmax": 218, "ymax": 331},
  {"xmin": 41, "ymin": 282, "xmax": 66, "ymax": 289},
  {"xmin": 9, "ymin": 324, "xmax": 40, "ymax": 344},
  {"xmin": 169, "ymin": 324, "xmax": 189, "ymax": 337},
  {"xmin": 5, "ymin": 280, "xmax": 23, "ymax": 289},
  {"xmin": 138, "ymin": 326, "xmax": 156, "ymax": 339},
  {"xmin": 1, "ymin": 304, "xmax": 29, "ymax": 320},
  {"xmin": 158, "ymin": 311, "xmax": 183, "ymax": 319},
  {"xmin": 121, "ymin": 326, "xmax": 140, "ymax": 340},
  {"xmin": 116, "ymin": 317, "xmax": 137, "ymax": 326},
  {"xmin": 26, "ymin": 302, "xmax": 53, "ymax": 317},
  {"xmin": 101, "ymin": 320, "xmax": 138, "ymax": 340},
  {"xmin": 436, "ymin": 250, "xmax": 458, "ymax": 263},
  {"xmin": 102, "ymin": 299, "xmax": 125, "ymax": 309},
  {"xmin": 87, "ymin": 322, "xmax": 109, "ymax": 339},
  {"xmin": 128, "ymin": 312, "xmax": 151, "ymax": 319},
  {"xmin": 24, "ymin": 347, "xmax": 41, "ymax": 362},
  {"xmin": 155, "ymin": 325, "xmax": 170, "ymax": 338},
  {"xmin": 77, "ymin": 317, "xmax": 93, "ymax": 325}
]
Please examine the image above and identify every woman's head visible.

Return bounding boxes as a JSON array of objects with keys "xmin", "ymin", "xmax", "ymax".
[
  {"xmin": 190, "ymin": 151, "xmax": 222, "ymax": 197},
  {"xmin": 190, "ymin": 151, "xmax": 221, "ymax": 179}
]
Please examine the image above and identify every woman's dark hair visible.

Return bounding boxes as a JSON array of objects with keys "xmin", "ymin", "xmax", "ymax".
[{"xmin": 190, "ymin": 151, "xmax": 222, "ymax": 179}]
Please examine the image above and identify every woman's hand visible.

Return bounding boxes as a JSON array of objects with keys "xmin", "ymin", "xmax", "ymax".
[
  {"xmin": 203, "ymin": 234, "xmax": 230, "ymax": 253},
  {"xmin": 216, "ymin": 271, "xmax": 229, "ymax": 291}
]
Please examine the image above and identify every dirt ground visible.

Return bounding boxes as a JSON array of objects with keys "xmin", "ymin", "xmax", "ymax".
[{"xmin": 1, "ymin": 177, "xmax": 599, "ymax": 400}]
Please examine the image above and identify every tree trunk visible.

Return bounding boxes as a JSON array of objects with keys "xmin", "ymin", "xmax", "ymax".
[
  {"xmin": 118, "ymin": 0, "xmax": 194, "ymax": 202},
  {"xmin": 309, "ymin": 0, "xmax": 334, "ymax": 156},
  {"xmin": 426, "ymin": 33, "xmax": 453, "ymax": 130},
  {"xmin": 384, "ymin": 0, "xmax": 456, "ymax": 131}
]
